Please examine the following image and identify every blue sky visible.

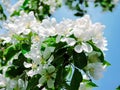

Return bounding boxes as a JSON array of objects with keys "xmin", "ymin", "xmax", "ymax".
[{"xmin": 53, "ymin": 2, "xmax": 120, "ymax": 90}]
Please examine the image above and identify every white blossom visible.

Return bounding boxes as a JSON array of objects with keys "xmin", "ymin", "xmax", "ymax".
[
  {"xmin": 88, "ymin": 51, "xmax": 101, "ymax": 63},
  {"xmin": 79, "ymin": 82, "xmax": 92, "ymax": 90},
  {"xmin": 24, "ymin": 61, "xmax": 42, "ymax": 77},
  {"xmin": 2, "ymin": 14, "xmax": 107, "ymax": 52},
  {"xmin": 85, "ymin": 62, "xmax": 105, "ymax": 80},
  {"xmin": 0, "ymin": 14, "xmax": 108, "ymax": 89},
  {"xmin": 39, "ymin": 65, "xmax": 56, "ymax": 88},
  {"xmin": 74, "ymin": 42, "xmax": 93, "ymax": 53},
  {"xmin": 1, "ymin": 0, "xmax": 24, "ymax": 14},
  {"xmin": 0, "ymin": 74, "xmax": 6, "ymax": 88},
  {"xmin": 41, "ymin": 0, "xmax": 62, "ymax": 13},
  {"xmin": 61, "ymin": 37, "xmax": 76, "ymax": 46}
]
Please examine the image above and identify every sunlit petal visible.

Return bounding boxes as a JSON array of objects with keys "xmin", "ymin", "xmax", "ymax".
[{"xmin": 74, "ymin": 45, "xmax": 83, "ymax": 53}]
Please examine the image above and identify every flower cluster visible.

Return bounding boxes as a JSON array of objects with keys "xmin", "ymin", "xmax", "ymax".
[
  {"xmin": 0, "ymin": 12, "xmax": 109, "ymax": 90},
  {"xmin": 1, "ymin": 0, "xmax": 24, "ymax": 14},
  {"xmin": 40, "ymin": 0, "xmax": 62, "ymax": 13},
  {"xmin": 0, "ymin": 0, "xmax": 62, "ymax": 21}
]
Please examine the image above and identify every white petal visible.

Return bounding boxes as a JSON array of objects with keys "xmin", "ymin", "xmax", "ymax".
[
  {"xmin": 47, "ymin": 79, "xmax": 54, "ymax": 88},
  {"xmin": 60, "ymin": 37, "xmax": 66, "ymax": 42},
  {"xmin": 27, "ymin": 70, "xmax": 35, "ymax": 77},
  {"xmin": 43, "ymin": 47, "xmax": 51, "ymax": 60},
  {"xmin": 82, "ymin": 43, "xmax": 93, "ymax": 53},
  {"xmin": 24, "ymin": 53, "xmax": 31, "ymax": 58},
  {"xmin": 39, "ymin": 76, "xmax": 46, "ymax": 84},
  {"xmin": 51, "ymin": 18, "xmax": 57, "ymax": 26},
  {"xmin": 8, "ymin": 79, "xmax": 17, "ymax": 89},
  {"xmin": 56, "ymin": 35, "xmax": 61, "ymax": 43},
  {"xmin": 24, "ymin": 29, "xmax": 31, "ymax": 35},
  {"xmin": 74, "ymin": 45, "xmax": 83, "ymax": 53},
  {"xmin": 87, "ymin": 63, "xmax": 104, "ymax": 80},
  {"xmin": 49, "ymin": 47, "xmax": 55, "ymax": 52},
  {"xmin": 0, "ymin": 74, "xmax": 6, "ymax": 87},
  {"xmin": 1, "ymin": 37, "xmax": 11, "ymax": 45},
  {"xmin": 47, "ymin": 66, "xmax": 55, "ymax": 74},
  {"xmin": 40, "ymin": 69, "xmax": 46, "ymax": 75},
  {"xmin": 73, "ymin": 28, "xmax": 83, "ymax": 38},
  {"xmin": 18, "ymin": 79, "xmax": 24, "ymax": 87},
  {"xmin": 51, "ymin": 73, "xmax": 56, "ymax": 79},
  {"xmin": 48, "ymin": 55, "xmax": 54, "ymax": 64},
  {"xmin": 66, "ymin": 38, "xmax": 76, "ymax": 46},
  {"xmin": 24, "ymin": 62, "xmax": 32, "ymax": 68},
  {"xmin": 73, "ymin": 28, "xmax": 80, "ymax": 38}
]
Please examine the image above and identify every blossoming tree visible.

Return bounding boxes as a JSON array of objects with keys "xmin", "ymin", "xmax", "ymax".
[{"xmin": 0, "ymin": 0, "xmax": 118, "ymax": 90}]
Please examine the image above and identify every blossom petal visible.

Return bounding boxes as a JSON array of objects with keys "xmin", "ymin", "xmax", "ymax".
[
  {"xmin": 24, "ymin": 62, "xmax": 32, "ymax": 68},
  {"xmin": 39, "ymin": 76, "xmax": 46, "ymax": 84},
  {"xmin": 66, "ymin": 38, "xmax": 76, "ymax": 46},
  {"xmin": 27, "ymin": 70, "xmax": 35, "ymax": 77},
  {"xmin": 86, "ymin": 62, "xmax": 105, "ymax": 80},
  {"xmin": 18, "ymin": 79, "xmax": 24, "ymax": 87},
  {"xmin": 47, "ymin": 78, "xmax": 54, "ymax": 88},
  {"xmin": 47, "ymin": 66, "xmax": 55, "ymax": 74},
  {"xmin": 40, "ymin": 69, "xmax": 46, "ymax": 75},
  {"xmin": 74, "ymin": 45, "xmax": 83, "ymax": 53},
  {"xmin": 0, "ymin": 74, "xmax": 6, "ymax": 87},
  {"xmin": 56, "ymin": 35, "xmax": 61, "ymax": 43},
  {"xmin": 82, "ymin": 43, "xmax": 93, "ymax": 53},
  {"xmin": 51, "ymin": 73, "xmax": 56, "ymax": 79},
  {"xmin": 43, "ymin": 47, "xmax": 51, "ymax": 60}
]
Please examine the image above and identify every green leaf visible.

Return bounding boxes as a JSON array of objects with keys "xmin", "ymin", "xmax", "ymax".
[
  {"xmin": 73, "ymin": 52, "xmax": 87, "ymax": 69},
  {"xmin": 52, "ymin": 47, "xmax": 66, "ymax": 67},
  {"xmin": 79, "ymin": 0, "xmax": 84, "ymax": 4},
  {"xmin": 87, "ymin": 81, "xmax": 98, "ymax": 87},
  {"xmin": 5, "ymin": 66, "xmax": 25, "ymax": 78},
  {"xmin": 55, "ymin": 66, "xmax": 70, "ymax": 89},
  {"xmin": 12, "ymin": 53, "xmax": 27, "ymax": 67},
  {"xmin": 5, "ymin": 53, "xmax": 27, "ymax": 78},
  {"xmin": 74, "ymin": 12, "xmax": 84, "ymax": 16},
  {"xmin": 103, "ymin": 60, "xmax": 111, "ymax": 66},
  {"xmin": 51, "ymin": 42, "xmax": 67, "ymax": 67},
  {"xmin": 43, "ymin": 36, "xmax": 56, "ymax": 47},
  {"xmin": 76, "ymin": 4, "xmax": 81, "ymax": 12},
  {"xmin": 21, "ymin": 43, "xmax": 30, "ymax": 54},
  {"xmin": 85, "ymin": 0, "xmax": 89, "ymax": 7},
  {"xmin": 27, "ymin": 74, "xmax": 41, "ymax": 90},
  {"xmin": 54, "ymin": 66, "xmax": 63, "ymax": 89},
  {"xmin": 3, "ymin": 44, "xmax": 21, "ymax": 64},
  {"xmin": 66, "ymin": 66, "xmax": 72, "ymax": 80},
  {"xmin": 13, "ymin": 34, "xmax": 24, "ymax": 41},
  {"xmin": 0, "ymin": 4, "xmax": 7, "ymax": 21},
  {"xmin": 116, "ymin": 85, "xmax": 120, "ymax": 90},
  {"xmin": 30, "ymin": 0, "xmax": 38, "ymax": 10},
  {"xmin": 109, "ymin": 4, "xmax": 115, "ymax": 12},
  {"xmin": 0, "ymin": 49, "xmax": 3, "ymax": 60},
  {"xmin": 70, "ymin": 69, "xmax": 82, "ymax": 90},
  {"xmin": 23, "ymin": 0, "xmax": 29, "ymax": 7},
  {"xmin": 87, "ymin": 40, "xmax": 105, "ymax": 62},
  {"xmin": 11, "ymin": 10, "xmax": 20, "ymax": 17}
]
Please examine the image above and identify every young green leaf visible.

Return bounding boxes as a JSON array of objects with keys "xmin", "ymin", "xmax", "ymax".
[
  {"xmin": 27, "ymin": 74, "xmax": 41, "ymax": 90},
  {"xmin": 3, "ymin": 44, "xmax": 21, "ymax": 64},
  {"xmin": 73, "ymin": 52, "xmax": 87, "ymax": 69},
  {"xmin": 70, "ymin": 69, "xmax": 82, "ymax": 90}
]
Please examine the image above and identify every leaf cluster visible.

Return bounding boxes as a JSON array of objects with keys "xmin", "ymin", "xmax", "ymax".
[{"xmin": 65, "ymin": 0, "xmax": 115, "ymax": 17}]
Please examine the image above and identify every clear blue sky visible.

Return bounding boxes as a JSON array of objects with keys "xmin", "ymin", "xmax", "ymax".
[{"xmin": 53, "ymin": 2, "xmax": 120, "ymax": 90}]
